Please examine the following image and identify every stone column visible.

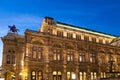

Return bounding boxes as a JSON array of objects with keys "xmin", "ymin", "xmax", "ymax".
[
  {"xmin": 63, "ymin": 65, "xmax": 66, "ymax": 80},
  {"xmin": 76, "ymin": 66, "xmax": 79, "ymax": 80},
  {"xmin": 87, "ymin": 66, "xmax": 90, "ymax": 80}
]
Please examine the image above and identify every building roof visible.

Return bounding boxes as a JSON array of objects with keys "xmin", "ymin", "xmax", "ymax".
[
  {"xmin": 111, "ymin": 37, "xmax": 120, "ymax": 43},
  {"xmin": 56, "ymin": 21, "xmax": 117, "ymax": 38}
]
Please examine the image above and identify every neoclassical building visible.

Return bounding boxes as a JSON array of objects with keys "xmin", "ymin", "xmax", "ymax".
[{"xmin": 1, "ymin": 17, "xmax": 120, "ymax": 80}]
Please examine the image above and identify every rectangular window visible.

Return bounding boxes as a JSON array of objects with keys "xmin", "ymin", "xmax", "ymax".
[
  {"xmin": 99, "ymin": 39, "xmax": 103, "ymax": 43},
  {"xmin": 12, "ymin": 55, "xmax": 15, "ymax": 64},
  {"xmin": 32, "ymin": 46, "xmax": 37, "ymax": 58},
  {"xmin": 91, "ymin": 72, "xmax": 97, "ymax": 80},
  {"xmin": 79, "ymin": 72, "xmax": 86, "ymax": 80},
  {"xmin": 92, "ymin": 37, "xmax": 96, "ymax": 42},
  {"xmin": 76, "ymin": 34, "xmax": 81, "ymax": 40},
  {"xmin": 67, "ymin": 33, "xmax": 73, "ymax": 38},
  {"xmin": 67, "ymin": 72, "xmax": 76, "ymax": 80},
  {"xmin": 79, "ymin": 53, "xmax": 85, "ymax": 62},
  {"xmin": 84, "ymin": 36, "xmax": 89, "ymax": 41},
  {"xmin": 54, "ymin": 54, "xmax": 57, "ymax": 60},
  {"xmin": 79, "ymin": 55, "xmax": 85, "ymax": 62},
  {"xmin": 6, "ymin": 55, "xmax": 10, "ymax": 64},
  {"xmin": 67, "ymin": 52, "xmax": 74, "ymax": 61},
  {"xmin": 90, "ymin": 53, "xmax": 96, "ymax": 63},
  {"xmin": 33, "ymin": 51, "xmax": 37, "ymax": 58},
  {"xmin": 38, "ymin": 47, "xmax": 42, "ymax": 59},
  {"xmin": 31, "ymin": 71, "xmax": 36, "ymax": 80},
  {"xmin": 57, "ymin": 31, "xmax": 63, "ymax": 37},
  {"xmin": 53, "ymin": 49, "xmax": 61, "ymax": 60},
  {"xmin": 105, "ymin": 40, "xmax": 109, "ymax": 44},
  {"xmin": 32, "ymin": 47, "xmax": 42, "ymax": 59}
]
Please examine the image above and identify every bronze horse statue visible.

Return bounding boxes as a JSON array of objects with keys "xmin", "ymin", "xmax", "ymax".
[{"xmin": 8, "ymin": 25, "xmax": 19, "ymax": 33}]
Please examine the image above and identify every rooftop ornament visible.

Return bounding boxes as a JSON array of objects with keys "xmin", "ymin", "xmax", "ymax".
[{"xmin": 8, "ymin": 25, "xmax": 19, "ymax": 33}]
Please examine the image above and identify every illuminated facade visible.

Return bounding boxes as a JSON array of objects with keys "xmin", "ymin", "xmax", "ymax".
[{"xmin": 1, "ymin": 17, "xmax": 120, "ymax": 80}]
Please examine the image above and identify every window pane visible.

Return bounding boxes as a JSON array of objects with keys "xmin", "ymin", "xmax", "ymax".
[
  {"xmin": 67, "ymin": 55, "xmax": 70, "ymax": 61},
  {"xmin": 7, "ymin": 55, "xmax": 10, "ymax": 64},
  {"xmin": 91, "ymin": 72, "xmax": 93, "ymax": 80},
  {"xmin": 31, "ymin": 71, "xmax": 36, "ymax": 80},
  {"xmin": 71, "ymin": 55, "xmax": 73, "ymax": 61},
  {"xmin": 58, "ymin": 54, "xmax": 60, "ymax": 60},
  {"xmin": 79, "ymin": 56, "xmax": 82, "ymax": 62},
  {"xmin": 58, "ymin": 71, "xmax": 61, "ymax": 75},
  {"xmin": 33, "ymin": 51, "xmax": 37, "ymax": 58},
  {"xmin": 38, "ymin": 52, "xmax": 41, "ymax": 59},
  {"xmin": 80, "ymin": 72, "xmax": 82, "ymax": 80},
  {"xmin": 53, "ymin": 71, "xmax": 57, "ymax": 75},
  {"xmin": 12, "ymin": 55, "xmax": 15, "ymax": 64},
  {"xmin": 67, "ymin": 72, "xmax": 70, "ymax": 79},
  {"xmin": 94, "ymin": 72, "xmax": 97, "ymax": 79},
  {"xmin": 84, "ymin": 72, "xmax": 86, "ymax": 80}
]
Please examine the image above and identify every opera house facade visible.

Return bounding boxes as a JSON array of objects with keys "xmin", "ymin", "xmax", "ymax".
[{"xmin": 1, "ymin": 17, "xmax": 120, "ymax": 80}]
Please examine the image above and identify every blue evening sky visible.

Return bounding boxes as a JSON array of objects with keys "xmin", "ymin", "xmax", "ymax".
[{"xmin": 0, "ymin": 0, "xmax": 120, "ymax": 65}]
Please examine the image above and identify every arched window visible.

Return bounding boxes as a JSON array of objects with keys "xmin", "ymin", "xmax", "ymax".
[
  {"xmin": 91, "ymin": 72, "xmax": 97, "ymax": 80},
  {"xmin": 67, "ymin": 72, "xmax": 76, "ymax": 80},
  {"xmin": 53, "ymin": 71, "xmax": 62, "ymax": 80},
  {"xmin": 31, "ymin": 71, "xmax": 36, "ymax": 80},
  {"xmin": 38, "ymin": 71, "xmax": 43, "ymax": 80},
  {"xmin": 79, "ymin": 72, "xmax": 86, "ymax": 80}
]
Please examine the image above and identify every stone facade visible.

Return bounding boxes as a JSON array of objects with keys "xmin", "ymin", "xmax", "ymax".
[{"xmin": 1, "ymin": 17, "xmax": 120, "ymax": 80}]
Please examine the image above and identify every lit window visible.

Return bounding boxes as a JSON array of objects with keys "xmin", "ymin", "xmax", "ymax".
[
  {"xmin": 33, "ymin": 51, "xmax": 37, "ymax": 58},
  {"xmin": 91, "ymin": 72, "xmax": 97, "ymax": 80},
  {"xmin": 79, "ymin": 53, "xmax": 85, "ymax": 62},
  {"xmin": 38, "ymin": 47, "xmax": 42, "ymax": 59},
  {"xmin": 54, "ymin": 54, "xmax": 57, "ymax": 60},
  {"xmin": 67, "ymin": 72, "xmax": 76, "ymax": 80},
  {"xmin": 90, "ymin": 53, "xmax": 96, "ymax": 63},
  {"xmin": 32, "ymin": 47, "xmax": 42, "ymax": 59},
  {"xmin": 53, "ymin": 71, "xmax": 62, "ymax": 80},
  {"xmin": 53, "ymin": 49, "xmax": 61, "ymax": 60},
  {"xmin": 31, "ymin": 70, "xmax": 43, "ymax": 80},
  {"xmin": 38, "ymin": 71, "xmax": 43, "ymax": 80},
  {"xmin": 67, "ymin": 52, "xmax": 74, "ymax": 61},
  {"xmin": 79, "ymin": 72, "xmax": 86, "ymax": 80},
  {"xmin": 31, "ymin": 71, "xmax": 36, "ymax": 80},
  {"xmin": 32, "ymin": 47, "xmax": 37, "ymax": 58},
  {"xmin": 100, "ymin": 72, "xmax": 106, "ymax": 78}
]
